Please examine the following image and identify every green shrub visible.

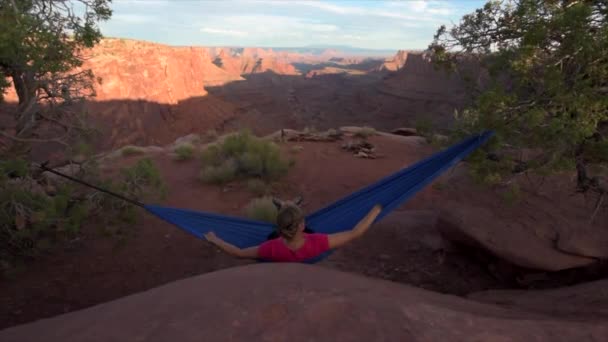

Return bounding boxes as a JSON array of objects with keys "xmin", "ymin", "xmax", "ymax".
[
  {"xmin": 354, "ymin": 126, "xmax": 377, "ymax": 139},
  {"xmin": 415, "ymin": 118, "xmax": 433, "ymax": 138},
  {"xmin": 199, "ymin": 131, "xmax": 290, "ymax": 184},
  {"xmin": 119, "ymin": 158, "xmax": 167, "ymax": 201},
  {"xmin": 174, "ymin": 143, "xmax": 195, "ymax": 161},
  {"xmin": 70, "ymin": 141, "xmax": 94, "ymax": 159},
  {"xmin": 245, "ymin": 197, "xmax": 278, "ymax": 223},
  {"xmin": 501, "ymin": 183, "xmax": 522, "ymax": 206},
  {"xmin": 246, "ymin": 179, "xmax": 268, "ymax": 196},
  {"xmin": 0, "ymin": 157, "xmax": 167, "ymax": 278},
  {"xmin": 1, "ymin": 161, "xmax": 91, "ymax": 277},
  {"xmin": 121, "ymin": 146, "xmax": 144, "ymax": 157},
  {"xmin": 200, "ymin": 144, "xmax": 221, "ymax": 165},
  {"xmin": 199, "ymin": 160, "xmax": 238, "ymax": 184},
  {"xmin": 204, "ymin": 129, "xmax": 218, "ymax": 142}
]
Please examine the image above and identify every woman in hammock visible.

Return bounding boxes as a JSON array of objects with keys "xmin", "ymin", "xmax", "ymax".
[{"xmin": 204, "ymin": 197, "xmax": 382, "ymax": 262}]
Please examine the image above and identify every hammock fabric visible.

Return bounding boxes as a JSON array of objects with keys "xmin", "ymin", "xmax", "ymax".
[{"xmin": 145, "ymin": 131, "xmax": 494, "ymax": 262}]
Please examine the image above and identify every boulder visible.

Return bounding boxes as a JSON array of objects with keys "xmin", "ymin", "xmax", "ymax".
[
  {"xmin": 391, "ymin": 127, "xmax": 418, "ymax": 136},
  {"xmin": 437, "ymin": 201, "xmax": 596, "ymax": 271},
  {"xmin": 468, "ymin": 278, "xmax": 608, "ymax": 318},
  {"xmin": 1, "ymin": 264, "xmax": 606, "ymax": 342}
]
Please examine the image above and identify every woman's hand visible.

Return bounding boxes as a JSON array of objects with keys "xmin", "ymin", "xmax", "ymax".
[
  {"xmin": 371, "ymin": 204, "xmax": 382, "ymax": 215},
  {"xmin": 204, "ymin": 231, "xmax": 219, "ymax": 244},
  {"xmin": 204, "ymin": 231, "xmax": 259, "ymax": 259}
]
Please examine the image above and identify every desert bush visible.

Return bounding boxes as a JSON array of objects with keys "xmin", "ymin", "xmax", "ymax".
[
  {"xmin": 245, "ymin": 197, "xmax": 278, "ymax": 224},
  {"xmin": 246, "ymin": 179, "xmax": 268, "ymax": 196},
  {"xmin": 354, "ymin": 126, "xmax": 377, "ymax": 139},
  {"xmin": 1, "ymin": 159, "xmax": 89, "ymax": 277},
  {"xmin": 199, "ymin": 160, "xmax": 238, "ymax": 184},
  {"xmin": 0, "ymin": 157, "xmax": 167, "ymax": 278},
  {"xmin": 199, "ymin": 130, "xmax": 291, "ymax": 184},
  {"xmin": 415, "ymin": 118, "xmax": 433, "ymax": 138},
  {"xmin": 174, "ymin": 143, "xmax": 195, "ymax": 161},
  {"xmin": 86, "ymin": 158, "xmax": 166, "ymax": 240},
  {"xmin": 203, "ymin": 129, "xmax": 218, "ymax": 142},
  {"xmin": 501, "ymin": 183, "xmax": 522, "ymax": 206}
]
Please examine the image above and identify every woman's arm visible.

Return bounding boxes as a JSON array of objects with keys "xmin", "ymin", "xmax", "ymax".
[
  {"xmin": 327, "ymin": 204, "xmax": 382, "ymax": 249},
  {"xmin": 204, "ymin": 232, "xmax": 259, "ymax": 259}
]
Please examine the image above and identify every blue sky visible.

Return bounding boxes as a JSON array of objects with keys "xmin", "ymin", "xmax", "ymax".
[{"xmin": 100, "ymin": 0, "xmax": 487, "ymax": 50}]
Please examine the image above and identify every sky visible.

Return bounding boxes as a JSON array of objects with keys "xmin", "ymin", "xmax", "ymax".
[{"xmin": 99, "ymin": 0, "xmax": 487, "ymax": 50}]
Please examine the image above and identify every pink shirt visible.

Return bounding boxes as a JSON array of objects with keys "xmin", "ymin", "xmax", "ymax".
[{"xmin": 258, "ymin": 233, "xmax": 330, "ymax": 262}]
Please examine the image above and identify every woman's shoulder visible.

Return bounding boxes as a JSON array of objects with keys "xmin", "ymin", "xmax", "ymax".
[{"xmin": 305, "ymin": 233, "xmax": 329, "ymax": 244}]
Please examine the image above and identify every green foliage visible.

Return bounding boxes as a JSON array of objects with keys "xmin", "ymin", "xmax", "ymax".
[
  {"xmin": 501, "ymin": 183, "xmax": 522, "ymax": 206},
  {"xmin": 354, "ymin": 126, "xmax": 377, "ymax": 139},
  {"xmin": 174, "ymin": 143, "xmax": 195, "ymax": 161},
  {"xmin": 71, "ymin": 141, "xmax": 95, "ymax": 159},
  {"xmin": 0, "ymin": 161, "xmax": 91, "ymax": 277},
  {"xmin": 429, "ymin": 0, "xmax": 608, "ymax": 189},
  {"xmin": 88, "ymin": 158, "xmax": 166, "ymax": 238},
  {"xmin": 203, "ymin": 129, "xmax": 218, "ymax": 143},
  {"xmin": 0, "ymin": 157, "xmax": 166, "ymax": 277},
  {"xmin": 121, "ymin": 146, "xmax": 144, "ymax": 157},
  {"xmin": 120, "ymin": 158, "xmax": 167, "ymax": 201},
  {"xmin": 415, "ymin": 118, "xmax": 433, "ymax": 138},
  {"xmin": 0, "ymin": 0, "xmax": 112, "ymax": 100},
  {"xmin": 246, "ymin": 179, "xmax": 268, "ymax": 196},
  {"xmin": 199, "ymin": 160, "xmax": 238, "ymax": 184},
  {"xmin": 199, "ymin": 130, "xmax": 291, "ymax": 184},
  {"xmin": 245, "ymin": 197, "xmax": 278, "ymax": 224}
]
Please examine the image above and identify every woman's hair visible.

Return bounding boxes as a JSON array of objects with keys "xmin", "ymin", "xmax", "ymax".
[{"xmin": 276, "ymin": 203, "xmax": 304, "ymax": 240}]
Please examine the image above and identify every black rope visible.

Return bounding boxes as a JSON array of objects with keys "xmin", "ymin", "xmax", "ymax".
[{"xmin": 37, "ymin": 161, "xmax": 145, "ymax": 208}]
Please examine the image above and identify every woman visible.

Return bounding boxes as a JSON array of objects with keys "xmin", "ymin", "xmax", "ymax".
[{"xmin": 204, "ymin": 200, "xmax": 382, "ymax": 262}]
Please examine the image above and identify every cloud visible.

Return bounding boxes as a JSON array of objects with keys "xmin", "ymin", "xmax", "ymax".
[
  {"xmin": 340, "ymin": 34, "xmax": 367, "ymax": 41},
  {"xmin": 409, "ymin": 1, "xmax": 429, "ymax": 12},
  {"xmin": 384, "ymin": 1, "xmax": 454, "ymax": 16},
  {"xmin": 112, "ymin": 13, "xmax": 154, "ymax": 23},
  {"xmin": 101, "ymin": 0, "xmax": 476, "ymax": 50},
  {"xmin": 428, "ymin": 8, "xmax": 451, "ymax": 15},
  {"xmin": 200, "ymin": 27, "xmax": 249, "ymax": 37},
  {"xmin": 201, "ymin": 15, "xmax": 339, "ymax": 36},
  {"xmin": 308, "ymin": 23, "xmax": 339, "ymax": 32}
]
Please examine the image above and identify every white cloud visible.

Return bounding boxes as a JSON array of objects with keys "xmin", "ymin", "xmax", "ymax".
[
  {"xmin": 367, "ymin": 1, "xmax": 453, "ymax": 18},
  {"xmin": 409, "ymin": 1, "xmax": 429, "ymax": 12},
  {"xmin": 341, "ymin": 34, "xmax": 367, "ymax": 41},
  {"xmin": 428, "ymin": 7, "xmax": 451, "ymax": 15},
  {"xmin": 112, "ymin": 13, "xmax": 154, "ymax": 23},
  {"xmin": 308, "ymin": 23, "xmax": 339, "ymax": 32},
  {"xmin": 200, "ymin": 27, "xmax": 249, "ymax": 37},
  {"xmin": 201, "ymin": 15, "xmax": 339, "ymax": 36}
]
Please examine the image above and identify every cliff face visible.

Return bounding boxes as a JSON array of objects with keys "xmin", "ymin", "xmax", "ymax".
[
  {"xmin": 207, "ymin": 47, "xmax": 299, "ymax": 76},
  {"xmin": 80, "ymin": 39, "xmax": 245, "ymax": 99},
  {"xmin": 377, "ymin": 50, "xmax": 409, "ymax": 71},
  {"xmin": 2, "ymin": 39, "xmax": 240, "ymax": 152}
]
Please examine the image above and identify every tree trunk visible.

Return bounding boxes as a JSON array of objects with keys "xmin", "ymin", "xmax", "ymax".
[{"xmin": 10, "ymin": 69, "xmax": 39, "ymax": 136}]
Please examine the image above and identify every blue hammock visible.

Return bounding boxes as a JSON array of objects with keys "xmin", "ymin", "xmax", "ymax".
[{"xmin": 145, "ymin": 131, "xmax": 494, "ymax": 262}]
